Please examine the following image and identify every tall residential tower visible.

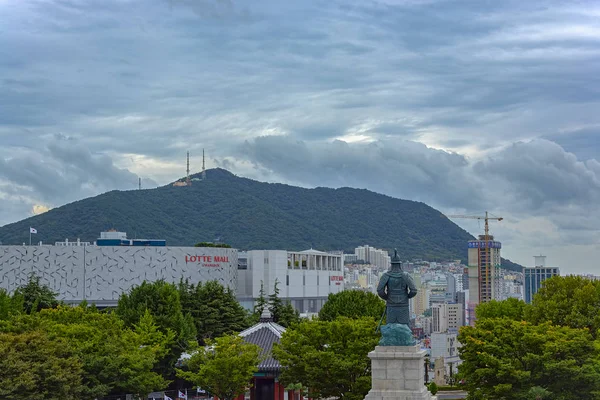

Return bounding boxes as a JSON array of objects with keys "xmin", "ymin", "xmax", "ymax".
[{"xmin": 467, "ymin": 235, "xmax": 502, "ymax": 323}]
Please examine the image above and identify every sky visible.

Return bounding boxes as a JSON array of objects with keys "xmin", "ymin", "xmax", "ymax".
[{"xmin": 0, "ymin": 0, "xmax": 599, "ymax": 274}]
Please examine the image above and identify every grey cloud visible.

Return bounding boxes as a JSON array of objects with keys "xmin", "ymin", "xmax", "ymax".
[
  {"xmin": 233, "ymin": 136, "xmax": 599, "ymax": 249},
  {"xmin": 0, "ymin": 135, "xmax": 157, "ymax": 225},
  {"xmin": 1, "ymin": 0, "xmax": 600, "ymax": 269},
  {"xmin": 240, "ymin": 135, "xmax": 483, "ymax": 209},
  {"xmin": 475, "ymin": 139, "xmax": 600, "ymax": 211},
  {"xmin": 544, "ymin": 127, "xmax": 600, "ymax": 162}
]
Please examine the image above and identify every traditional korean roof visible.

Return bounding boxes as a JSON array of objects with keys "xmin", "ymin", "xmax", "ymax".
[{"xmin": 239, "ymin": 309, "xmax": 286, "ymax": 372}]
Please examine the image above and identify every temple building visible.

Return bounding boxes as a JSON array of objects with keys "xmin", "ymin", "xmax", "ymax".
[{"xmin": 237, "ymin": 309, "xmax": 288, "ymax": 400}]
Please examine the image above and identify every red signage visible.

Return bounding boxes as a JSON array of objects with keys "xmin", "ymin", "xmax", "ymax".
[
  {"xmin": 185, "ymin": 255, "xmax": 229, "ymax": 267},
  {"xmin": 330, "ymin": 276, "xmax": 343, "ymax": 285}
]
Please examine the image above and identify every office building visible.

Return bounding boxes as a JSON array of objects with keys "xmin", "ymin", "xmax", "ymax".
[
  {"xmin": 524, "ymin": 256, "xmax": 559, "ymax": 304},
  {"xmin": 432, "ymin": 303, "xmax": 464, "ymax": 332}
]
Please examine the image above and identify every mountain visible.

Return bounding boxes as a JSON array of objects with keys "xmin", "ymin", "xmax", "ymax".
[{"xmin": 0, "ymin": 168, "xmax": 521, "ymax": 270}]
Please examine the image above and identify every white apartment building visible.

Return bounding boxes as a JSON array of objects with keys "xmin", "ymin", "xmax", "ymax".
[
  {"xmin": 354, "ymin": 245, "xmax": 390, "ymax": 270},
  {"xmin": 236, "ymin": 249, "xmax": 344, "ymax": 314},
  {"xmin": 430, "ymin": 331, "xmax": 461, "ymax": 363},
  {"xmin": 432, "ymin": 303, "xmax": 464, "ymax": 332}
]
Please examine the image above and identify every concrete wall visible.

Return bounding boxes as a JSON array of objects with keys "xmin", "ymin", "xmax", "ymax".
[{"xmin": 0, "ymin": 245, "xmax": 238, "ymax": 306}]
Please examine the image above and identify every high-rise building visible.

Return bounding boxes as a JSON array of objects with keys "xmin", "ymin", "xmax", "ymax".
[
  {"xmin": 446, "ymin": 274, "xmax": 456, "ymax": 300},
  {"xmin": 524, "ymin": 256, "xmax": 559, "ymax": 304},
  {"xmin": 468, "ymin": 235, "xmax": 502, "ymax": 305},
  {"xmin": 432, "ymin": 303, "xmax": 464, "ymax": 332},
  {"xmin": 411, "ymin": 281, "xmax": 428, "ymax": 317}
]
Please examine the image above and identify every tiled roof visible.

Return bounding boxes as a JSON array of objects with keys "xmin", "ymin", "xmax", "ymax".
[{"xmin": 240, "ymin": 320, "xmax": 286, "ymax": 372}]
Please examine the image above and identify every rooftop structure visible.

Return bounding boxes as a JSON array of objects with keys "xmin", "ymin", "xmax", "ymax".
[{"xmin": 96, "ymin": 230, "xmax": 166, "ymax": 247}]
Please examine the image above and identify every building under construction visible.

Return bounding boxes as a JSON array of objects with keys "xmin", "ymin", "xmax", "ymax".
[
  {"xmin": 467, "ymin": 235, "xmax": 502, "ymax": 303},
  {"xmin": 446, "ymin": 212, "xmax": 503, "ymax": 326}
]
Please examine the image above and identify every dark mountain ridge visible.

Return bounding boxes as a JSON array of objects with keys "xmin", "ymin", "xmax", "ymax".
[{"xmin": 0, "ymin": 168, "xmax": 522, "ymax": 270}]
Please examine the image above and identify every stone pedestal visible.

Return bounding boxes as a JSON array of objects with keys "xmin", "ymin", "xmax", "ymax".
[{"xmin": 364, "ymin": 345, "xmax": 436, "ymax": 400}]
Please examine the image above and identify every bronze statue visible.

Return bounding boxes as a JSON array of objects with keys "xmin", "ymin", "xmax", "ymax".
[{"xmin": 376, "ymin": 249, "xmax": 418, "ymax": 346}]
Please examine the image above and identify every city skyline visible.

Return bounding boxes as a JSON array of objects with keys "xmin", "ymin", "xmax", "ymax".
[{"xmin": 0, "ymin": 0, "xmax": 598, "ymax": 274}]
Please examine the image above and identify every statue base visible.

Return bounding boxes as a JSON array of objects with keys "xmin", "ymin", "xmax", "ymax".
[
  {"xmin": 379, "ymin": 324, "xmax": 416, "ymax": 346},
  {"xmin": 364, "ymin": 345, "xmax": 436, "ymax": 400}
]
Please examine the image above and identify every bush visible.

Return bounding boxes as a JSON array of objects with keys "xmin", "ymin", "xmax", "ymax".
[{"xmin": 428, "ymin": 382, "xmax": 438, "ymax": 395}]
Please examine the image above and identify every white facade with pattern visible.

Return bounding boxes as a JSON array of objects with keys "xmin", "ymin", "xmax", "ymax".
[{"xmin": 0, "ymin": 245, "xmax": 238, "ymax": 306}]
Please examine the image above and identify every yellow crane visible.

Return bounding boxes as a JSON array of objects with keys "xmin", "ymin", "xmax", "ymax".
[{"xmin": 445, "ymin": 211, "xmax": 503, "ymax": 241}]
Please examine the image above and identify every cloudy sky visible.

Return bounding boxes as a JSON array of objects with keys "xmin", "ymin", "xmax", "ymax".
[{"xmin": 1, "ymin": 0, "xmax": 599, "ymax": 274}]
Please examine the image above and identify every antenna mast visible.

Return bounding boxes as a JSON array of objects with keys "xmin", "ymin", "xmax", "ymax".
[
  {"xmin": 201, "ymin": 148, "xmax": 206, "ymax": 180},
  {"xmin": 138, "ymin": 177, "xmax": 141, "ymax": 190},
  {"xmin": 186, "ymin": 151, "xmax": 191, "ymax": 186}
]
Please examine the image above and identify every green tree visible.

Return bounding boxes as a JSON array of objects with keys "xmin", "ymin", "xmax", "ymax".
[
  {"xmin": 0, "ymin": 288, "xmax": 22, "ymax": 320},
  {"xmin": 318, "ymin": 290, "xmax": 385, "ymax": 321},
  {"xmin": 116, "ymin": 280, "xmax": 196, "ymax": 376},
  {"xmin": 179, "ymin": 280, "xmax": 250, "ymax": 343},
  {"xmin": 0, "ymin": 330, "xmax": 84, "ymax": 400},
  {"xmin": 194, "ymin": 242, "xmax": 232, "ymax": 248},
  {"xmin": 253, "ymin": 281, "xmax": 268, "ymax": 316},
  {"xmin": 273, "ymin": 317, "xmax": 379, "ymax": 400},
  {"xmin": 458, "ymin": 318, "xmax": 600, "ymax": 400},
  {"xmin": 525, "ymin": 275, "xmax": 600, "ymax": 337},
  {"xmin": 267, "ymin": 279, "xmax": 300, "ymax": 327},
  {"xmin": 0, "ymin": 305, "xmax": 169, "ymax": 399},
  {"xmin": 177, "ymin": 335, "xmax": 261, "ymax": 400},
  {"xmin": 13, "ymin": 274, "xmax": 59, "ymax": 314},
  {"xmin": 475, "ymin": 298, "xmax": 529, "ymax": 321}
]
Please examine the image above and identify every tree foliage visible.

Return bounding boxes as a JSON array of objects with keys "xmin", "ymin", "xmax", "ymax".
[
  {"xmin": 253, "ymin": 281, "xmax": 268, "ymax": 316},
  {"xmin": 116, "ymin": 280, "xmax": 196, "ymax": 377},
  {"xmin": 0, "ymin": 305, "xmax": 170, "ymax": 399},
  {"xmin": 458, "ymin": 318, "xmax": 600, "ymax": 400},
  {"xmin": 273, "ymin": 317, "xmax": 379, "ymax": 400},
  {"xmin": 0, "ymin": 330, "xmax": 84, "ymax": 400},
  {"xmin": 178, "ymin": 280, "xmax": 251, "ymax": 343},
  {"xmin": 475, "ymin": 298, "xmax": 529, "ymax": 321},
  {"xmin": 525, "ymin": 275, "xmax": 600, "ymax": 338},
  {"xmin": 13, "ymin": 274, "xmax": 59, "ymax": 314},
  {"xmin": 318, "ymin": 290, "xmax": 385, "ymax": 321},
  {"xmin": 177, "ymin": 335, "xmax": 261, "ymax": 400},
  {"xmin": 267, "ymin": 279, "xmax": 300, "ymax": 327},
  {"xmin": 0, "ymin": 288, "xmax": 22, "ymax": 320},
  {"xmin": 194, "ymin": 242, "xmax": 232, "ymax": 248}
]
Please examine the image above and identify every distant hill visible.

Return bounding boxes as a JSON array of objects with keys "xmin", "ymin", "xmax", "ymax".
[{"xmin": 0, "ymin": 168, "xmax": 522, "ymax": 271}]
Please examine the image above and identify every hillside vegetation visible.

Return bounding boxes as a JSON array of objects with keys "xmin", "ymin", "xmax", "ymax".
[{"xmin": 0, "ymin": 168, "xmax": 520, "ymax": 270}]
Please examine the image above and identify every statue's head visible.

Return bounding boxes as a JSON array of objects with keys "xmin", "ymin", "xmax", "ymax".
[{"xmin": 390, "ymin": 248, "xmax": 402, "ymax": 271}]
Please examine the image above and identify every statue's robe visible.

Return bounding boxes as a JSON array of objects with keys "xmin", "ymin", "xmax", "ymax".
[{"xmin": 377, "ymin": 271, "xmax": 418, "ymax": 325}]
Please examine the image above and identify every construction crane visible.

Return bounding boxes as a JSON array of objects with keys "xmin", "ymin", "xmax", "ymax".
[{"xmin": 445, "ymin": 211, "xmax": 503, "ymax": 241}]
